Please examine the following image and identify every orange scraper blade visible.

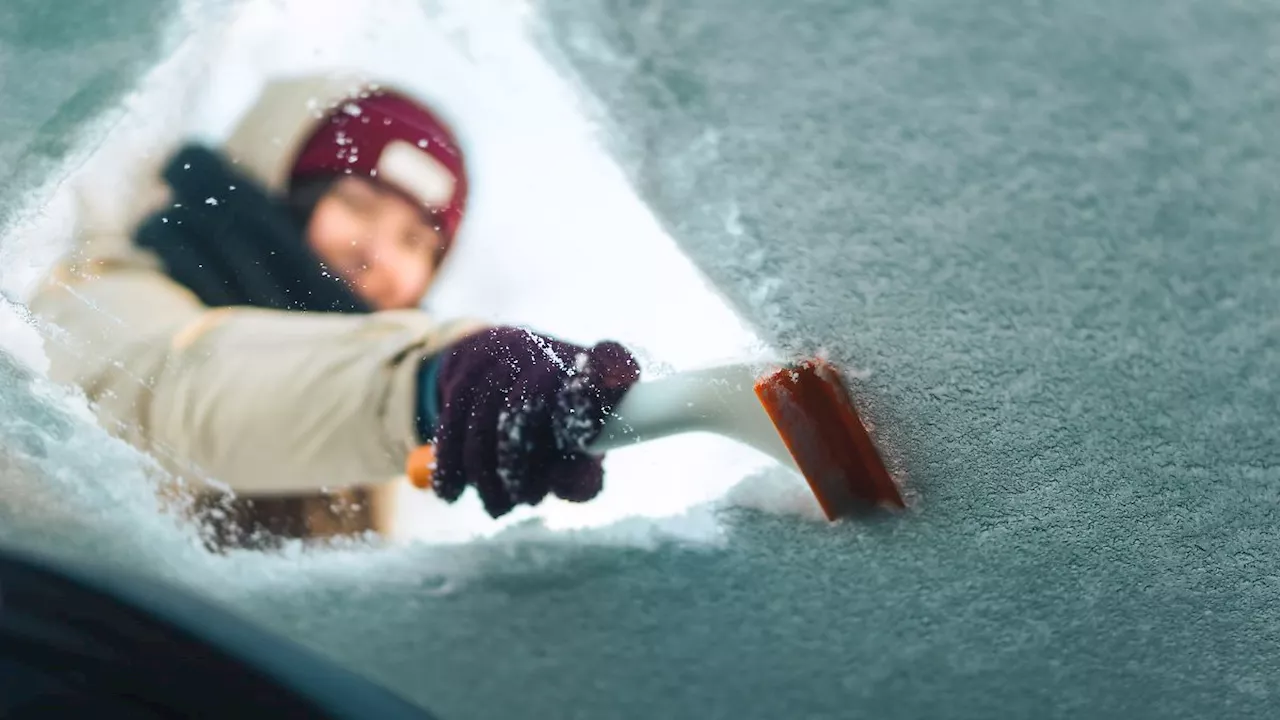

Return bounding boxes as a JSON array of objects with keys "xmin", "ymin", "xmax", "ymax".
[{"xmin": 754, "ymin": 358, "xmax": 904, "ymax": 520}]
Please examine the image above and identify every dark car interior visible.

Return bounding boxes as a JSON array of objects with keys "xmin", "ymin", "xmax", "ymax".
[{"xmin": 0, "ymin": 545, "xmax": 439, "ymax": 719}]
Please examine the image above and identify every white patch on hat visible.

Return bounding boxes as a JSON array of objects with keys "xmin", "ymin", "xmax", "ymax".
[{"xmin": 377, "ymin": 139, "xmax": 456, "ymax": 208}]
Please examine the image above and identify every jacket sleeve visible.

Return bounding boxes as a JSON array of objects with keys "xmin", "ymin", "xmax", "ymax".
[{"xmin": 29, "ymin": 260, "xmax": 485, "ymax": 495}]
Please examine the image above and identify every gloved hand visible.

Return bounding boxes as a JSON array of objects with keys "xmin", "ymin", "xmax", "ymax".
[{"xmin": 428, "ymin": 326, "xmax": 640, "ymax": 518}]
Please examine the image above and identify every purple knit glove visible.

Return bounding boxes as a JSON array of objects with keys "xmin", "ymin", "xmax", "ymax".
[{"xmin": 430, "ymin": 326, "xmax": 641, "ymax": 518}]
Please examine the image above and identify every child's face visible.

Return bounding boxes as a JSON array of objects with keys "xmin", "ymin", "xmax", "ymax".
[{"xmin": 305, "ymin": 176, "xmax": 445, "ymax": 311}]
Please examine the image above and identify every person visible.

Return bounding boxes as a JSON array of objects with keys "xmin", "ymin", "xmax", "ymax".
[{"xmin": 28, "ymin": 74, "xmax": 641, "ymax": 550}]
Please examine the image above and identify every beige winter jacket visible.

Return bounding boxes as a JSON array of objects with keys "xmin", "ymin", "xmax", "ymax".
[{"xmin": 28, "ymin": 75, "xmax": 483, "ymax": 539}]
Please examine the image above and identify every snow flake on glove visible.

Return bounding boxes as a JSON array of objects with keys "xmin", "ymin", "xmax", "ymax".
[
  {"xmin": 554, "ymin": 353, "xmax": 597, "ymax": 453},
  {"xmin": 495, "ymin": 396, "xmax": 551, "ymax": 505}
]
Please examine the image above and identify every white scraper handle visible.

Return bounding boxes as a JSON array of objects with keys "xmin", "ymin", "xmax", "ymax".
[{"xmin": 588, "ymin": 363, "xmax": 800, "ymax": 473}]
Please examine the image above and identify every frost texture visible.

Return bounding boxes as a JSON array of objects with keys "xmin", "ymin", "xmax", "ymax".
[{"xmin": 22, "ymin": 0, "xmax": 1280, "ymax": 718}]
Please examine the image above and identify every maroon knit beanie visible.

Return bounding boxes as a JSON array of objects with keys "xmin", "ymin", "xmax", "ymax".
[{"xmin": 290, "ymin": 88, "xmax": 469, "ymax": 253}]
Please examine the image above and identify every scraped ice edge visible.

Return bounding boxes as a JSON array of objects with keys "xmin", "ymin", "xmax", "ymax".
[
  {"xmin": 199, "ymin": 472, "xmax": 826, "ymax": 612},
  {"xmin": 719, "ymin": 465, "xmax": 828, "ymax": 521}
]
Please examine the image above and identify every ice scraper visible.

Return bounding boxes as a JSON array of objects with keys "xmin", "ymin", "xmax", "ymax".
[{"xmin": 408, "ymin": 358, "xmax": 905, "ymax": 520}]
